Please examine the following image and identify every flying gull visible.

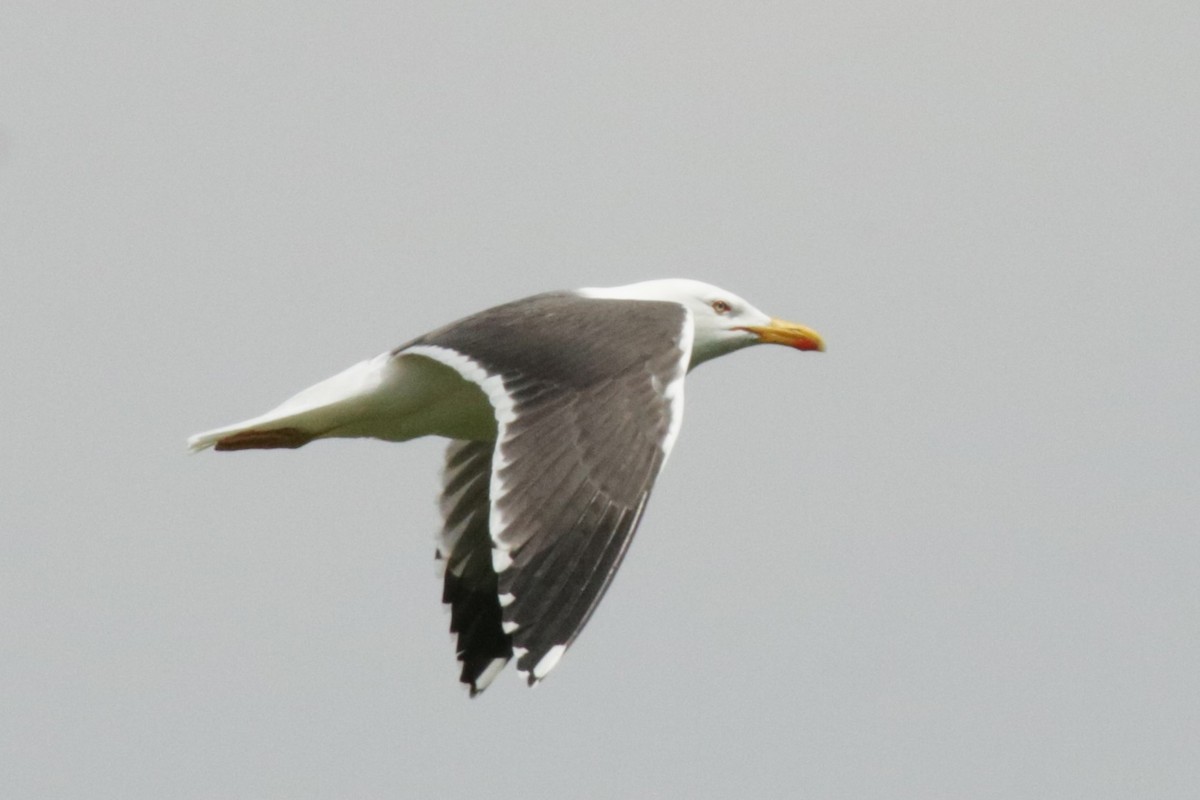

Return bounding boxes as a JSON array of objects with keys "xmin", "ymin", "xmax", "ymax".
[{"xmin": 188, "ymin": 279, "xmax": 825, "ymax": 694}]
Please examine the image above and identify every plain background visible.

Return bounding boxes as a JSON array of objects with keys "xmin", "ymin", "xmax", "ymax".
[{"xmin": 3, "ymin": 3, "xmax": 1198, "ymax": 798}]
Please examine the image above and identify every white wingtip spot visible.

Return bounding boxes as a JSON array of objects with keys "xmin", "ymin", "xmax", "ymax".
[
  {"xmin": 501, "ymin": 620, "xmax": 520, "ymax": 634},
  {"xmin": 491, "ymin": 548, "xmax": 513, "ymax": 572},
  {"xmin": 498, "ymin": 592, "xmax": 515, "ymax": 607},
  {"xmin": 513, "ymin": 647, "xmax": 528, "ymax": 681},
  {"xmin": 532, "ymin": 645, "xmax": 567, "ymax": 679},
  {"xmin": 449, "ymin": 552, "xmax": 471, "ymax": 577},
  {"xmin": 474, "ymin": 657, "xmax": 508, "ymax": 692}
]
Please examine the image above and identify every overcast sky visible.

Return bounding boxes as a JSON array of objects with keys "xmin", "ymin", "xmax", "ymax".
[{"xmin": 3, "ymin": 2, "xmax": 1198, "ymax": 798}]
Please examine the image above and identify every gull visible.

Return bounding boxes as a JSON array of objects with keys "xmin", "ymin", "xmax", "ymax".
[{"xmin": 189, "ymin": 279, "xmax": 824, "ymax": 694}]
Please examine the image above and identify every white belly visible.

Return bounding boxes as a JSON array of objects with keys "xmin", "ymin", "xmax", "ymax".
[
  {"xmin": 187, "ymin": 351, "xmax": 498, "ymax": 452},
  {"xmin": 322, "ymin": 353, "xmax": 498, "ymax": 443}
]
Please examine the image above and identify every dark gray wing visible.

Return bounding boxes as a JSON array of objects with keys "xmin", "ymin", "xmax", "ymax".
[
  {"xmin": 437, "ymin": 439, "xmax": 512, "ymax": 695},
  {"xmin": 413, "ymin": 293, "xmax": 692, "ymax": 687}
]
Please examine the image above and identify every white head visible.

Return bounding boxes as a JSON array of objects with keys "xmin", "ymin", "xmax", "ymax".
[{"xmin": 578, "ymin": 278, "xmax": 824, "ymax": 369}]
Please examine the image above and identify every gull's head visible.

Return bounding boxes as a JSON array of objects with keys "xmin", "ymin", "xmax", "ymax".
[{"xmin": 578, "ymin": 278, "xmax": 824, "ymax": 369}]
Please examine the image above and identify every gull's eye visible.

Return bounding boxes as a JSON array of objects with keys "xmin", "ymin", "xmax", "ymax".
[{"xmin": 710, "ymin": 299, "xmax": 732, "ymax": 315}]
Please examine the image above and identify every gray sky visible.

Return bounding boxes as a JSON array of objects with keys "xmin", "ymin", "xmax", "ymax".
[{"xmin": 3, "ymin": 2, "xmax": 1198, "ymax": 798}]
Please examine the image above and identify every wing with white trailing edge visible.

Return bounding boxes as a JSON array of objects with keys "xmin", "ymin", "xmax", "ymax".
[{"xmin": 416, "ymin": 293, "xmax": 693, "ymax": 689}]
